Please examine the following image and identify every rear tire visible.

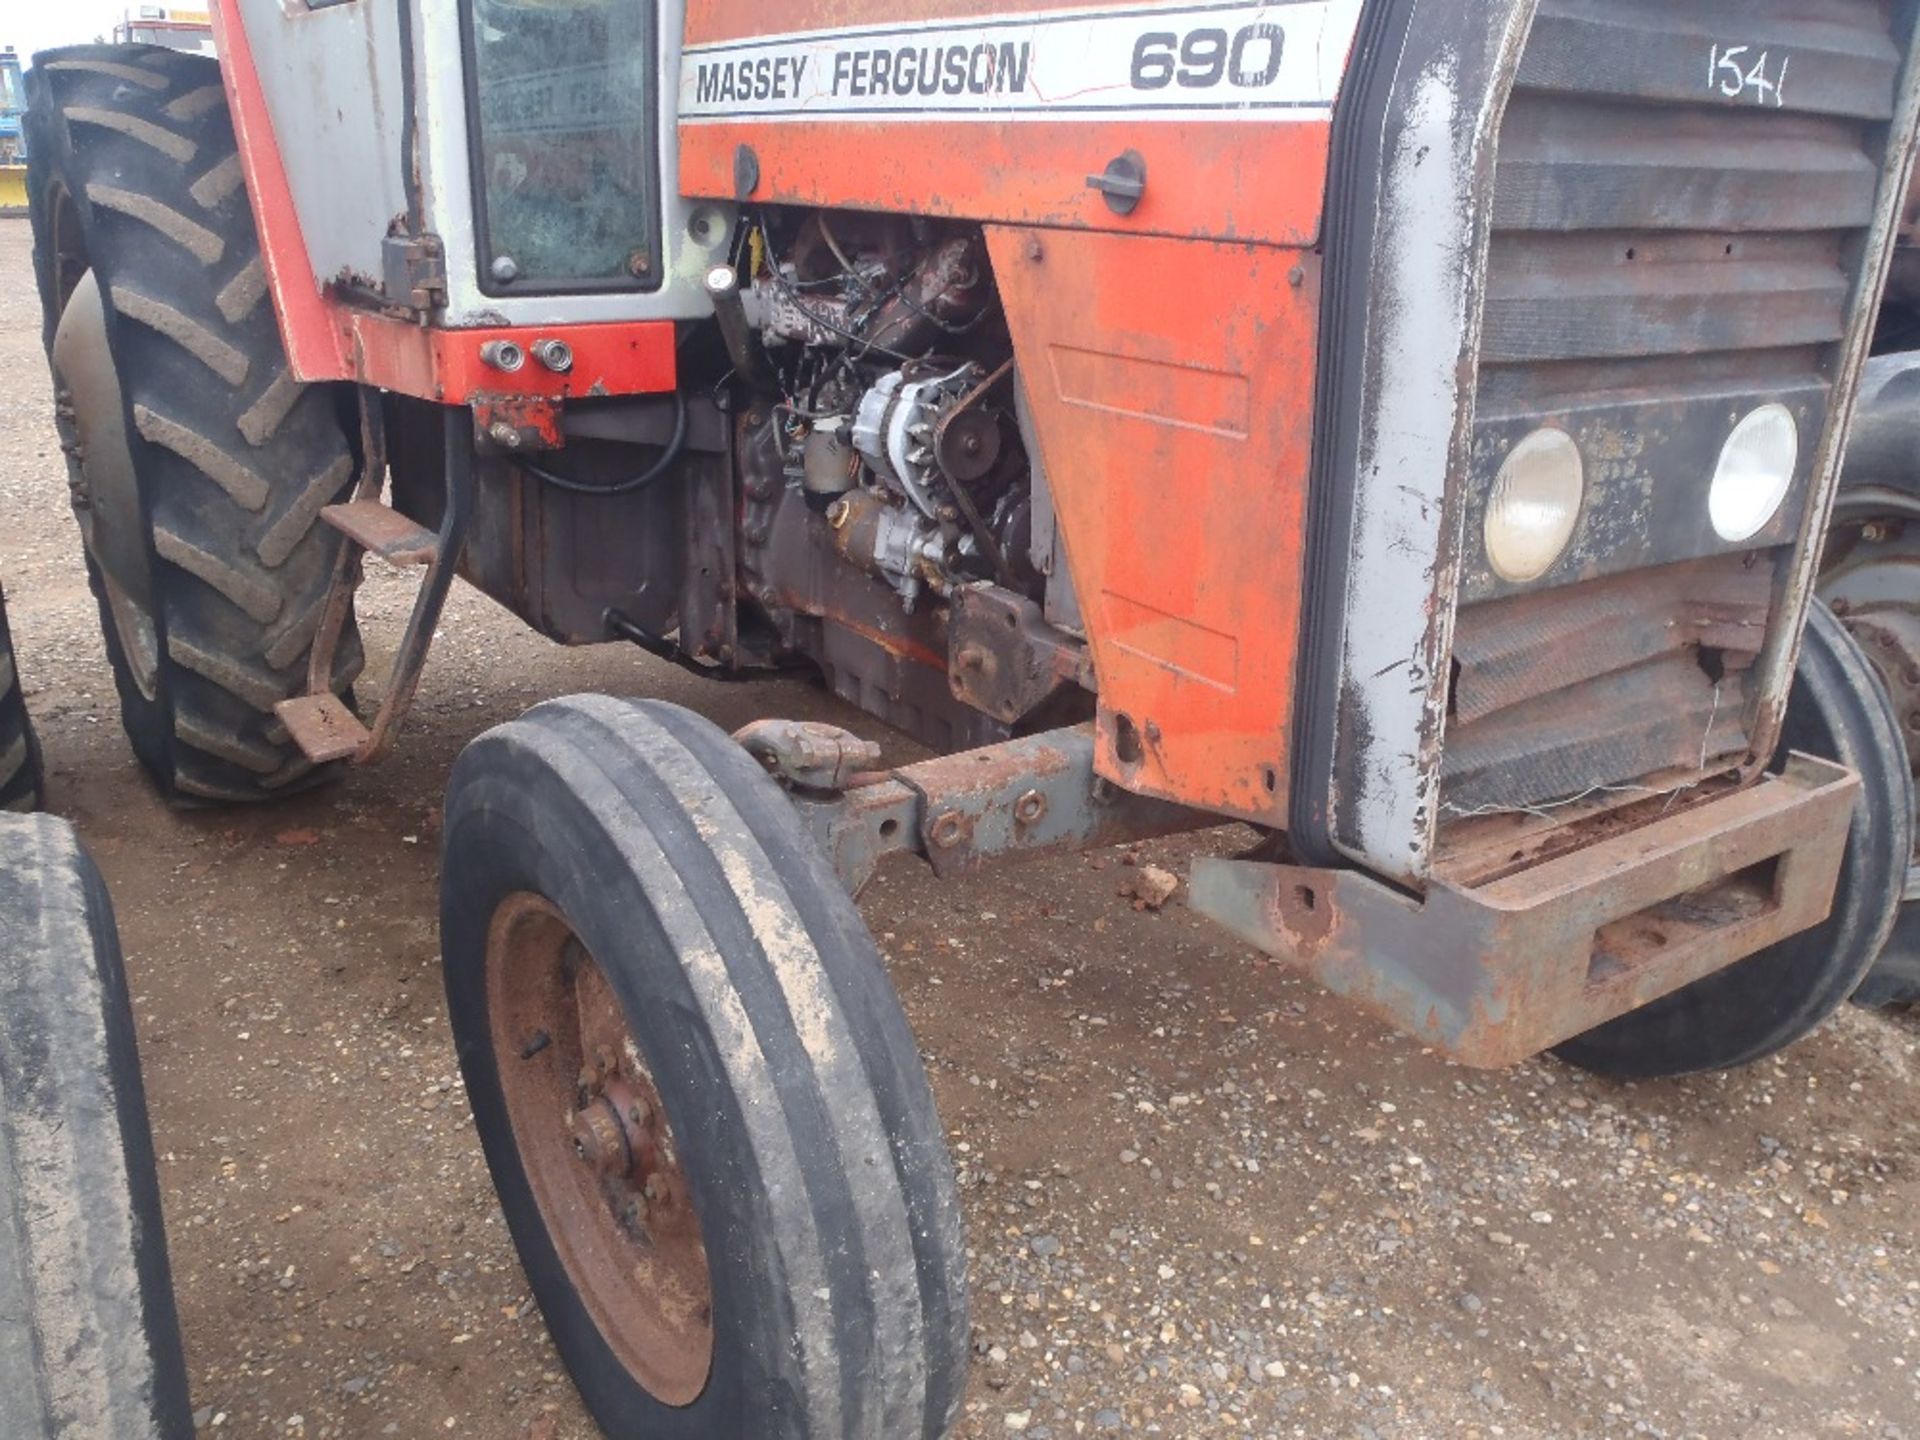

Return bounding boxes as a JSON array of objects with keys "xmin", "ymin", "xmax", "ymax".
[
  {"xmin": 26, "ymin": 45, "xmax": 360, "ymax": 803},
  {"xmin": 0, "ymin": 813, "xmax": 192, "ymax": 1438},
  {"xmin": 1818, "ymin": 356, "xmax": 1920, "ymax": 1004},
  {"xmin": 1555, "ymin": 602, "xmax": 1911, "ymax": 1077},
  {"xmin": 0, "ymin": 586, "xmax": 45, "ymax": 812},
  {"xmin": 441, "ymin": 696, "xmax": 968, "ymax": 1438}
]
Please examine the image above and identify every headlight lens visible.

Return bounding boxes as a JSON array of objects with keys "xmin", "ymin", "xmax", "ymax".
[
  {"xmin": 1709, "ymin": 403, "xmax": 1798, "ymax": 542},
  {"xmin": 1485, "ymin": 427, "xmax": 1584, "ymax": 582}
]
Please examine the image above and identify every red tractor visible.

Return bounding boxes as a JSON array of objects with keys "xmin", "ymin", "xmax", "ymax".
[{"xmin": 21, "ymin": 1, "xmax": 1920, "ymax": 1433}]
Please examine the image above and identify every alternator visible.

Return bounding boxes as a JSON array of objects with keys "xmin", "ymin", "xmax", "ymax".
[{"xmin": 851, "ymin": 364, "xmax": 977, "ymax": 518}]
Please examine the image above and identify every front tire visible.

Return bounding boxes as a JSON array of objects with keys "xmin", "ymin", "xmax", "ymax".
[
  {"xmin": 1555, "ymin": 602, "xmax": 1911, "ymax": 1077},
  {"xmin": 26, "ymin": 45, "xmax": 360, "ymax": 803},
  {"xmin": 441, "ymin": 696, "xmax": 968, "ymax": 1438}
]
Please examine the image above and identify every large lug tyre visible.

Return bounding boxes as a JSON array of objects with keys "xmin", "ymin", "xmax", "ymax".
[
  {"xmin": 441, "ymin": 696, "xmax": 969, "ymax": 1438},
  {"xmin": 0, "ymin": 586, "xmax": 45, "ymax": 812},
  {"xmin": 1555, "ymin": 602, "xmax": 1911, "ymax": 1077},
  {"xmin": 25, "ymin": 45, "xmax": 360, "ymax": 804},
  {"xmin": 0, "ymin": 813, "xmax": 193, "ymax": 1439}
]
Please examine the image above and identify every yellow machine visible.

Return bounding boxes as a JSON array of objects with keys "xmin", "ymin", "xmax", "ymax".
[{"xmin": 0, "ymin": 47, "xmax": 23, "ymax": 215}]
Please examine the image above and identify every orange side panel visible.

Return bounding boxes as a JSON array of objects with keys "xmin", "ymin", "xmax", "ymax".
[
  {"xmin": 680, "ymin": 120, "xmax": 1335, "ymax": 248},
  {"xmin": 986, "ymin": 227, "xmax": 1318, "ymax": 827}
]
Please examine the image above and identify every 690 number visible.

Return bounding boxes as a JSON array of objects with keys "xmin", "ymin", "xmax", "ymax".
[{"xmin": 1131, "ymin": 24, "xmax": 1286, "ymax": 91}]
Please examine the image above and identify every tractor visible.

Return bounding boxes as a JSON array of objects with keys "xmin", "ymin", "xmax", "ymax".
[{"xmin": 21, "ymin": 1, "xmax": 1920, "ymax": 1434}]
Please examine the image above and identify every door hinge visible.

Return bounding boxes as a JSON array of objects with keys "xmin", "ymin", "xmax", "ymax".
[{"xmin": 382, "ymin": 232, "xmax": 447, "ymax": 312}]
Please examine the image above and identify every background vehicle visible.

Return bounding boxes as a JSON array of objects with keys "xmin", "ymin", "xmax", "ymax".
[
  {"xmin": 0, "ymin": 49, "xmax": 24, "ymax": 215},
  {"xmin": 0, "ymin": 588, "xmax": 192, "ymax": 1440},
  {"xmin": 23, "ymin": 2, "xmax": 1920, "ymax": 1435},
  {"xmin": 110, "ymin": 8, "xmax": 215, "ymax": 57}
]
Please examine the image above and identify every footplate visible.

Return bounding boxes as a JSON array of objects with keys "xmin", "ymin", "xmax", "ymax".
[
  {"xmin": 275, "ymin": 693, "xmax": 370, "ymax": 764},
  {"xmin": 1190, "ymin": 754, "xmax": 1860, "ymax": 1067}
]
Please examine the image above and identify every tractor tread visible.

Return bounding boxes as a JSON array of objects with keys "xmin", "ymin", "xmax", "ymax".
[
  {"xmin": 214, "ymin": 256, "xmax": 266, "ymax": 322},
  {"xmin": 84, "ymin": 185, "xmax": 223, "ymax": 265},
  {"xmin": 109, "ymin": 284, "xmax": 248, "ymax": 384},
  {"xmin": 257, "ymin": 452, "xmax": 354, "ymax": 567},
  {"xmin": 163, "ymin": 84, "xmax": 226, "ymax": 121},
  {"xmin": 165, "ymin": 633, "xmax": 288, "ymax": 715},
  {"xmin": 151, "ymin": 526, "xmax": 283, "ymax": 624},
  {"xmin": 134, "ymin": 404, "xmax": 270, "ymax": 511},
  {"xmin": 237, "ymin": 370, "xmax": 301, "ymax": 447},
  {"xmin": 189, "ymin": 153, "xmax": 245, "ymax": 211},
  {"xmin": 41, "ymin": 57, "xmax": 168, "ymax": 89},
  {"xmin": 62, "ymin": 106, "xmax": 195, "ymax": 164}
]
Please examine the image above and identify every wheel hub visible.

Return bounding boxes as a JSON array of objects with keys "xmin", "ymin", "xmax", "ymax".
[
  {"xmin": 1833, "ymin": 604, "xmax": 1920, "ymax": 773},
  {"xmin": 571, "ymin": 1095, "xmax": 634, "ymax": 1178}
]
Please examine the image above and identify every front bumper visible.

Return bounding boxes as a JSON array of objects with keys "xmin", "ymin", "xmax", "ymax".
[{"xmin": 1190, "ymin": 754, "xmax": 1859, "ymax": 1067}]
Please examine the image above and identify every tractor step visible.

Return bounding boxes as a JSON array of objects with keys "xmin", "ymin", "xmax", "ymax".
[
  {"xmin": 274, "ymin": 693, "xmax": 370, "ymax": 764},
  {"xmin": 321, "ymin": 501, "xmax": 438, "ymax": 566}
]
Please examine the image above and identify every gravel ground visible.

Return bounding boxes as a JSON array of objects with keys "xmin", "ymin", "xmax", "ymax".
[{"xmin": 3, "ymin": 217, "xmax": 1919, "ymax": 1440}]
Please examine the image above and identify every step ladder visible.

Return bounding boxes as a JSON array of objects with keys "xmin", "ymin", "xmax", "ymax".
[{"xmin": 276, "ymin": 409, "xmax": 475, "ymax": 767}]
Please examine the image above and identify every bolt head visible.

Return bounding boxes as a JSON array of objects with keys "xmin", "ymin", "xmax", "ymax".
[
  {"xmin": 488, "ymin": 421, "xmax": 522, "ymax": 449},
  {"xmin": 490, "ymin": 255, "xmax": 519, "ymax": 283}
]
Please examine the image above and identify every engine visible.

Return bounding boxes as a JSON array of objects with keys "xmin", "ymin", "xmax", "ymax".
[{"xmin": 741, "ymin": 214, "xmax": 1031, "ymax": 611}]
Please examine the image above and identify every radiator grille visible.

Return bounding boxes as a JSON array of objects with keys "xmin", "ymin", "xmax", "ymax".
[
  {"xmin": 1445, "ymin": 0, "xmax": 1905, "ymax": 816},
  {"xmin": 1443, "ymin": 553, "xmax": 1772, "ymax": 816},
  {"xmin": 1481, "ymin": 0, "xmax": 1896, "ymax": 395}
]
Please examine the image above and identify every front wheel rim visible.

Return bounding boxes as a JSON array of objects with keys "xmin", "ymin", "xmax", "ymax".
[{"xmin": 485, "ymin": 893, "xmax": 714, "ymax": 1406}]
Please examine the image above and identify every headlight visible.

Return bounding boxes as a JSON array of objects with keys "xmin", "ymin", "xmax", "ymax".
[
  {"xmin": 1708, "ymin": 403, "xmax": 1798, "ymax": 542},
  {"xmin": 1485, "ymin": 427, "xmax": 1584, "ymax": 582}
]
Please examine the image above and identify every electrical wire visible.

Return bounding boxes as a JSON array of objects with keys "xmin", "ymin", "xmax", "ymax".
[{"xmin": 513, "ymin": 390, "xmax": 689, "ymax": 496}]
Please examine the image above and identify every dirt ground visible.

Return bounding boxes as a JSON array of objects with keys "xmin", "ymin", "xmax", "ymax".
[{"xmin": 4, "ymin": 217, "xmax": 1920, "ymax": 1440}]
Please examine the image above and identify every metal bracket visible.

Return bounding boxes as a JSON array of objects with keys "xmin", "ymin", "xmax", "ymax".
[
  {"xmin": 948, "ymin": 584, "xmax": 1095, "ymax": 725},
  {"xmin": 786, "ymin": 723, "xmax": 1203, "ymax": 896}
]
